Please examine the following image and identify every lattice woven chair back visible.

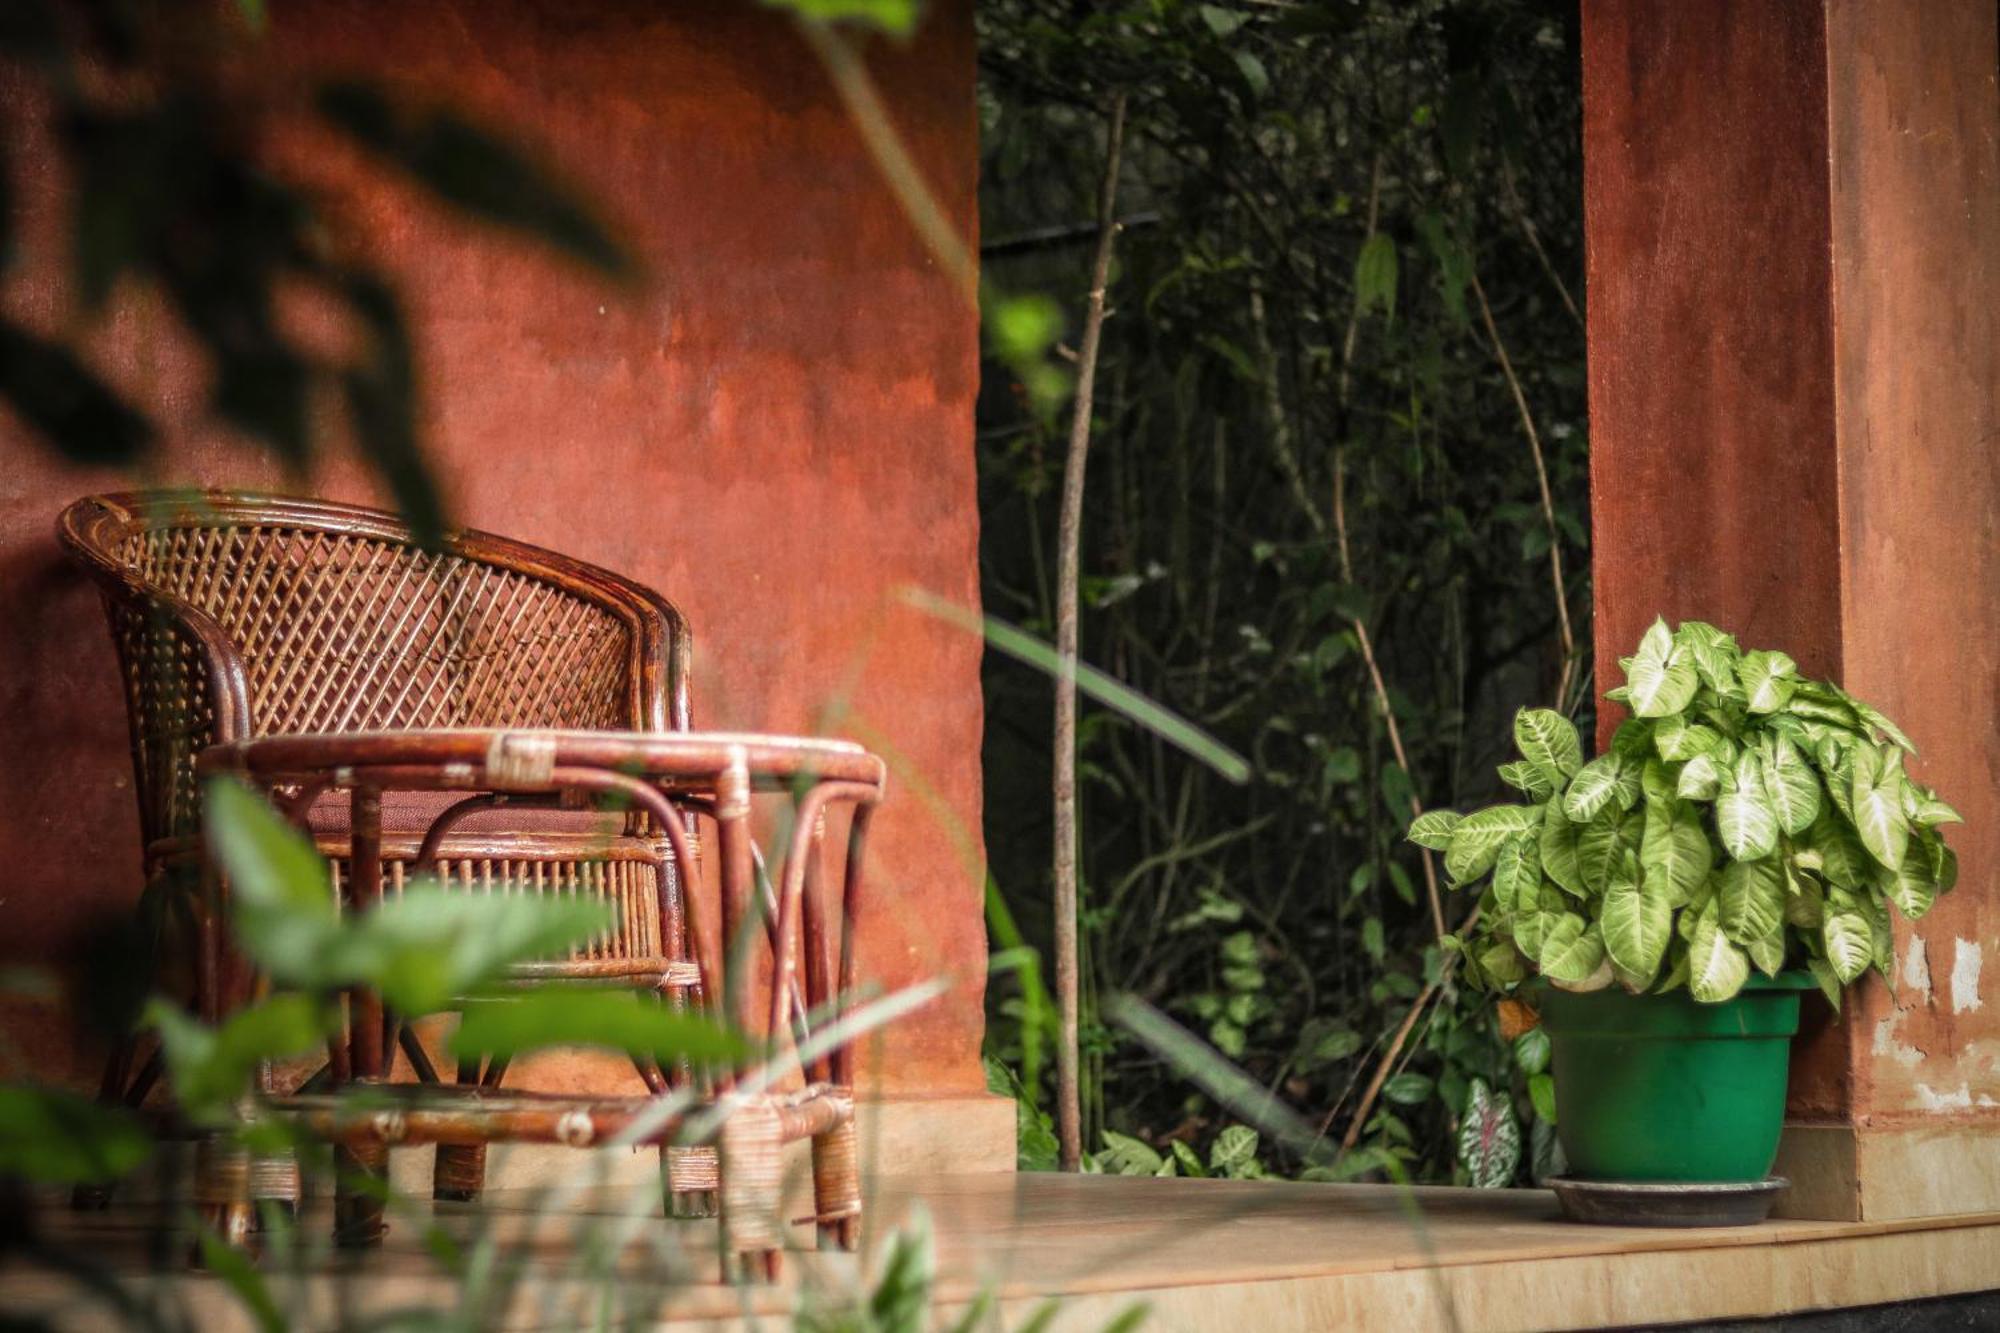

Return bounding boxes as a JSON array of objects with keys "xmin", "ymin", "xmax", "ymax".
[{"xmin": 59, "ymin": 492, "xmax": 691, "ymax": 852}]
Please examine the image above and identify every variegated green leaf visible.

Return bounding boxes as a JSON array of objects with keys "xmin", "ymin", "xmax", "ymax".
[
  {"xmin": 1760, "ymin": 735, "xmax": 1821, "ymax": 836},
  {"xmin": 1563, "ymin": 754, "xmax": 1627, "ymax": 822},
  {"xmin": 1539, "ymin": 800, "xmax": 1585, "ymax": 898},
  {"xmin": 1625, "ymin": 617, "xmax": 1698, "ymax": 718},
  {"xmin": 1736, "ymin": 649, "xmax": 1798, "ymax": 714},
  {"xmin": 1640, "ymin": 757, "xmax": 1679, "ymax": 803},
  {"xmin": 1514, "ymin": 707, "xmax": 1582, "ymax": 786},
  {"xmin": 1654, "ymin": 950, "xmax": 1691, "ymax": 995},
  {"xmin": 1850, "ymin": 745, "xmax": 1910, "ymax": 871},
  {"xmin": 1477, "ymin": 940, "xmax": 1528, "ymax": 986},
  {"xmin": 1795, "ymin": 805, "xmax": 1852, "ymax": 880},
  {"xmin": 1718, "ymin": 858, "xmax": 1784, "ymax": 946},
  {"xmin": 1822, "ymin": 910, "xmax": 1873, "ymax": 983},
  {"xmin": 1676, "ymin": 751, "xmax": 1724, "ymax": 801},
  {"xmin": 1841, "ymin": 691, "xmax": 1916, "ymax": 754},
  {"xmin": 1807, "ymin": 956, "xmax": 1843, "ymax": 1012},
  {"xmin": 1747, "ymin": 927, "xmax": 1786, "ymax": 978},
  {"xmin": 1687, "ymin": 907, "xmax": 1750, "ymax": 1003},
  {"xmin": 1879, "ymin": 851, "xmax": 1939, "ymax": 921},
  {"xmin": 1491, "ymin": 835, "xmax": 1541, "ymax": 913},
  {"xmin": 1715, "ymin": 750, "xmax": 1779, "ymax": 860},
  {"xmin": 1814, "ymin": 737, "xmax": 1857, "ymax": 823},
  {"xmin": 1577, "ymin": 807, "xmax": 1639, "ymax": 894},
  {"xmin": 1407, "ymin": 809, "xmax": 1463, "ymax": 851},
  {"xmin": 1904, "ymin": 785, "xmax": 1962, "ymax": 828},
  {"xmin": 1927, "ymin": 837, "xmax": 1960, "ymax": 896},
  {"xmin": 1456, "ymin": 1078, "xmax": 1521, "ymax": 1189},
  {"xmin": 1600, "ymin": 870, "xmax": 1670, "ymax": 985},
  {"xmin": 1444, "ymin": 804, "xmax": 1541, "ymax": 884},
  {"xmin": 1511, "ymin": 886, "xmax": 1561, "ymax": 959},
  {"xmin": 1655, "ymin": 714, "xmax": 1724, "ymax": 762},
  {"xmin": 1610, "ymin": 717, "xmax": 1657, "ymax": 759},
  {"xmin": 1497, "ymin": 760, "xmax": 1555, "ymax": 802},
  {"xmin": 1640, "ymin": 798, "xmax": 1710, "ymax": 907},
  {"xmin": 1782, "ymin": 862, "xmax": 1825, "ymax": 929},
  {"xmin": 1674, "ymin": 620, "xmax": 1741, "ymax": 695},
  {"xmin": 1787, "ymin": 689, "xmax": 1860, "ymax": 731},
  {"xmin": 1541, "ymin": 915, "xmax": 1612, "ymax": 992},
  {"xmin": 1859, "ymin": 890, "xmax": 1895, "ymax": 979}
]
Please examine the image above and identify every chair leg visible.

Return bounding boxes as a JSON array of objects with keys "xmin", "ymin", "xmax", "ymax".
[
  {"xmin": 433, "ymin": 1055, "xmax": 492, "ymax": 1203},
  {"xmin": 72, "ymin": 1036, "xmax": 142, "ymax": 1211},
  {"xmin": 194, "ymin": 1134, "xmax": 256, "ymax": 1256},
  {"xmin": 811, "ymin": 1117, "xmax": 862, "ymax": 1252},
  {"xmin": 333, "ymin": 1139, "xmax": 390, "ymax": 1248},
  {"xmin": 246, "ymin": 1059, "xmax": 301, "ymax": 1221},
  {"xmin": 719, "ymin": 1104, "xmax": 784, "ymax": 1283},
  {"xmin": 663, "ymin": 1143, "xmax": 720, "ymax": 1219}
]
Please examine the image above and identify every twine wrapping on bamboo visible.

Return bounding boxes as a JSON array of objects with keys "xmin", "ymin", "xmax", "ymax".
[
  {"xmin": 432, "ymin": 1143, "xmax": 488, "ymax": 1201},
  {"xmin": 719, "ymin": 1102, "xmax": 785, "ymax": 1256},
  {"xmin": 810, "ymin": 1118, "xmax": 862, "ymax": 1223}
]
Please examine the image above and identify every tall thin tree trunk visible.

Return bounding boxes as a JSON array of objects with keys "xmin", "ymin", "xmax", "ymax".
[{"xmin": 1054, "ymin": 93, "xmax": 1127, "ymax": 1173}]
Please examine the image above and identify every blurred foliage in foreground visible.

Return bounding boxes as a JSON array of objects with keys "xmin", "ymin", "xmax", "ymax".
[{"xmin": 976, "ymin": 0, "xmax": 1588, "ymax": 1185}]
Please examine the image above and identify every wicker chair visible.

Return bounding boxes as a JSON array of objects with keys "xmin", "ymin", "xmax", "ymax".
[{"xmin": 58, "ymin": 491, "xmax": 712, "ymax": 1212}]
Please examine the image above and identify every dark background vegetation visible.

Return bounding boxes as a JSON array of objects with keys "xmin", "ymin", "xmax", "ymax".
[{"xmin": 974, "ymin": 0, "xmax": 1592, "ymax": 1182}]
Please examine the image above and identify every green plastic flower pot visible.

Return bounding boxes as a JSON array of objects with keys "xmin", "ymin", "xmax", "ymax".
[{"xmin": 1536, "ymin": 973, "xmax": 1816, "ymax": 1183}]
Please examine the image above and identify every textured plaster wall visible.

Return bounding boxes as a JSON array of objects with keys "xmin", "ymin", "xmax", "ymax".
[
  {"xmin": 0, "ymin": 0, "xmax": 989, "ymax": 1100},
  {"xmin": 1583, "ymin": 0, "xmax": 1999, "ymax": 1134}
]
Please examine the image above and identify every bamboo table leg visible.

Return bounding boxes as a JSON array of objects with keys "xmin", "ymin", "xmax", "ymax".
[{"xmin": 335, "ymin": 785, "xmax": 389, "ymax": 1248}]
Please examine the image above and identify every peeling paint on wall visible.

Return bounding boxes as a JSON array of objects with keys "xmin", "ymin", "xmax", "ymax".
[
  {"xmin": 1915, "ymin": 1082, "xmax": 1975, "ymax": 1111},
  {"xmin": 1953, "ymin": 940, "xmax": 1984, "ymax": 1016},
  {"xmin": 1902, "ymin": 935, "xmax": 1932, "ymax": 1000},
  {"xmin": 1873, "ymin": 1011, "xmax": 1926, "ymax": 1069}
]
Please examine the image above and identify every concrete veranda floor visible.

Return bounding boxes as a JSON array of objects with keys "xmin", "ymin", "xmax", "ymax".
[{"xmin": 7, "ymin": 1170, "xmax": 2000, "ymax": 1330}]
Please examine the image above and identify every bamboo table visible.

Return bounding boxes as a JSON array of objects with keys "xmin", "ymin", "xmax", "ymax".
[{"xmin": 197, "ymin": 728, "xmax": 887, "ymax": 1278}]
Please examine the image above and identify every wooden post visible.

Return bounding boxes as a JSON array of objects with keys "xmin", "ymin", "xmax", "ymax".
[{"xmin": 1583, "ymin": 0, "xmax": 2000, "ymax": 1219}]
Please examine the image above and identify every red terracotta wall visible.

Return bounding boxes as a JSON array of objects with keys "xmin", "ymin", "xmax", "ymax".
[
  {"xmin": 1584, "ymin": 0, "xmax": 2000, "ymax": 1207},
  {"xmin": 1582, "ymin": 0, "xmax": 1852, "ymax": 1117},
  {"xmin": 0, "ymin": 0, "xmax": 989, "ymax": 1099}
]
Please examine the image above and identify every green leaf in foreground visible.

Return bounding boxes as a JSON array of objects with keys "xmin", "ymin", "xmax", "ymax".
[
  {"xmin": 451, "ymin": 989, "xmax": 748, "ymax": 1062},
  {"xmin": 148, "ymin": 994, "xmax": 338, "ymax": 1123},
  {"xmin": 204, "ymin": 777, "xmax": 339, "ymax": 986},
  {"xmin": 0, "ymin": 1085, "xmax": 153, "ymax": 1184},
  {"xmin": 333, "ymin": 889, "xmax": 612, "ymax": 1017}
]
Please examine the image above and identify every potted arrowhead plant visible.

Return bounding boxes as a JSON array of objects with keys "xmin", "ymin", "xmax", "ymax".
[{"xmin": 1409, "ymin": 618, "xmax": 1961, "ymax": 1221}]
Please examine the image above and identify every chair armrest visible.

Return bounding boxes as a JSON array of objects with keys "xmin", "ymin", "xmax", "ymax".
[{"xmin": 56, "ymin": 500, "xmax": 254, "ymax": 743}]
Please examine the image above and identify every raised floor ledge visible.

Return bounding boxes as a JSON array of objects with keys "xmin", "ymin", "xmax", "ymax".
[{"xmin": 8, "ymin": 1171, "xmax": 2000, "ymax": 1329}]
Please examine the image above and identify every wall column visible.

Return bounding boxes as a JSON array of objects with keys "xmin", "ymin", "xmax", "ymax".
[{"xmin": 1583, "ymin": 0, "xmax": 2000, "ymax": 1219}]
